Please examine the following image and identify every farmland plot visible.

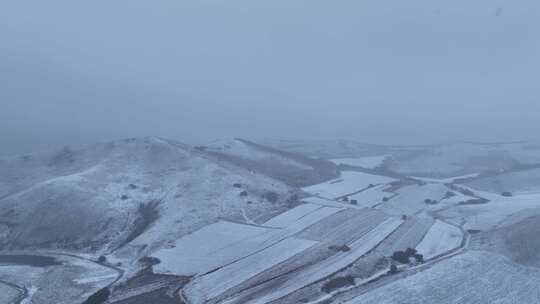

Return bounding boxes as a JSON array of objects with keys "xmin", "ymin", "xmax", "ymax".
[
  {"xmin": 342, "ymin": 216, "xmax": 434, "ymax": 279},
  {"xmin": 243, "ymin": 217, "xmax": 403, "ymax": 304},
  {"xmin": 302, "ymin": 172, "xmax": 396, "ymax": 200},
  {"xmin": 295, "ymin": 208, "xmax": 388, "ymax": 243},
  {"xmin": 153, "ymin": 221, "xmax": 273, "ymax": 276},
  {"xmin": 344, "ymin": 251, "xmax": 540, "ymax": 304},
  {"xmin": 302, "ymin": 196, "xmax": 370, "ymax": 209},
  {"xmin": 347, "ymin": 185, "xmax": 395, "ymax": 208},
  {"xmin": 377, "ymin": 184, "xmax": 463, "ymax": 216},
  {"xmin": 213, "ymin": 209, "xmax": 395, "ymax": 304},
  {"xmin": 182, "ymin": 237, "xmax": 317, "ymax": 304},
  {"xmin": 155, "ymin": 204, "xmax": 341, "ymax": 277},
  {"xmin": 416, "ymin": 220, "xmax": 463, "ymax": 260},
  {"xmin": 263, "ymin": 203, "xmax": 324, "ymax": 228},
  {"xmin": 440, "ymin": 192, "xmax": 540, "ymax": 230}
]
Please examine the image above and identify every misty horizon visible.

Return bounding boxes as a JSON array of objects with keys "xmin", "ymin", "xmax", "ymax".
[{"xmin": 2, "ymin": 0, "xmax": 539, "ymax": 155}]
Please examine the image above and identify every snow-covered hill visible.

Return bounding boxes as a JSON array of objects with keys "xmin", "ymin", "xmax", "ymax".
[
  {"xmin": 203, "ymin": 138, "xmax": 339, "ymax": 187},
  {"xmin": 0, "ymin": 137, "xmax": 303, "ymax": 254}
]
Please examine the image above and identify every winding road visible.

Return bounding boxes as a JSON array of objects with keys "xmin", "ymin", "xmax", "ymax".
[{"xmin": 0, "ymin": 252, "xmax": 123, "ymax": 304}]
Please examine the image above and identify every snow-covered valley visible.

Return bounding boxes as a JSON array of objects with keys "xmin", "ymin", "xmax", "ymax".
[{"xmin": 1, "ymin": 139, "xmax": 540, "ymax": 304}]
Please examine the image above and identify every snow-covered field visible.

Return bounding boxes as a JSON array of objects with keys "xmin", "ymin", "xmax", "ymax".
[
  {"xmin": 152, "ymin": 221, "xmax": 273, "ymax": 276},
  {"xmin": 183, "ymin": 237, "xmax": 317, "ymax": 304},
  {"xmin": 0, "ymin": 254, "xmax": 118, "ymax": 304},
  {"xmin": 466, "ymin": 168, "xmax": 540, "ymax": 194},
  {"xmin": 244, "ymin": 217, "xmax": 403, "ymax": 304},
  {"xmin": 416, "ymin": 220, "xmax": 463, "ymax": 260},
  {"xmin": 155, "ymin": 203, "xmax": 342, "ymax": 279},
  {"xmin": 347, "ymin": 185, "xmax": 394, "ymax": 208},
  {"xmin": 263, "ymin": 203, "xmax": 323, "ymax": 228},
  {"xmin": 377, "ymin": 183, "xmax": 465, "ymax": 216},
  {"xmin": 303, "ymin": 171, "xmax": 396, "ymax": 200},
  {"xmin": 331, "ymin": 156, "xmax": 388, "ymax": 169},
  {"xmin": 345, "ymin": 251, "xmax": 540, "ymax": 304},
  {"xmin": 440, "ymin": 192, "xmax": 540, "ymax": 230}
]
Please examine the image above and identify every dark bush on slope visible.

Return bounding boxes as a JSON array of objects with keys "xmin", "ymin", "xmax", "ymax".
[
  {"xmin": 119, "ymin": 200, "xmax": 160, "ymax": 248},
  {"xmin": 82, "ymin": 288, "xmax": 110, "ymax": 304},
  {"xmin": 322, "ymin": 276, "xmax": 355, "ymax": 293}
]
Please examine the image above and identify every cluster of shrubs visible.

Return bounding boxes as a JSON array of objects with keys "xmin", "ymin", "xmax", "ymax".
[
  {"xmin": 458, "ymin": 198, "xmax": 489, "ymax": 205},
  {"xmin": 459, "ymin": 188, "xmax": 475, "ymax": 196},
  {"xmin": 193, "ymin": 146, "xmax": 208, "ymax": 151},
  {"xmin": 321, "ymin": 275, "xmax": 355, "ymax": 293},
  {"xmin": 424, "ymin": 198, "xmax": 438, "ymax": 205},
  {"xmin": 139, "ymin": 256, "xmax": 161, "ymax": 268},
  {"xmin": 391, "ymin": 248, "xmax": 424, "ymax": 264},
  {"xmin": 262, "ymin": 191, "xmax": 279, "ymax": 203},
  {"xmin": 341, "ymin": 196, "xmax": 359, "ymax": 205},
  {"xmin": 444, "ymin": 191, "xmax": 456, "ymax": 199},
  {"xmin": 97, "ymin": 255, "xmax": 107, "ymax": 263},
  {"xmin": 328, "ymin": 244, "xmax": 351, "ymax": 252}
]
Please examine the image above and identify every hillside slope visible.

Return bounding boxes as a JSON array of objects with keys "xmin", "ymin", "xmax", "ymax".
[
  {"xmin": 203, "ymin": 138, "xmax": 339, "ymax": 187},
  {"xmin": 0, "ymin": 137, "xmax": 299, "ymax": 254}
]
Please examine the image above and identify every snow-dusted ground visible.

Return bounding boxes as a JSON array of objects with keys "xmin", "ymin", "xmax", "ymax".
[
  {"xmin": 416, "ymin": 220, "xmax": 463, "ymax": 260},
  {"xmin": 410, "ymin": 173, "xmax": 480, "ymax": 184},
  {"xmin": 154, "ymin": 203, "xmax": 341, "ymax": 278},
  {"xmin": 303, "ymin": 171, "xmax": 396, "ymax": 200},
  {"xmin": 0, "ymin": 282, "xmax": 20, "ymax": 304},
  {"xmin": 377, "ymin": 183, "xmax": 466, "ymax": 216},
  {"xmin": 183, "ymin": 237, "xmax": 317, "ymax": 304},
  {"xmin": 152, "ymin": 221, "xmax": 271, "ymax": 276},
  {"xmin": 302, "ymin": 196, "xmax": 353, "ymax": 208},
  {"xmin": 207, "ymin": 138, "xmax": 313, "ymax": 170},
  {"xmin": 466, "ymin": 168, "xmax": 540, "ymax": 194},
  {"xmin": 344, "ymin": 251, "xmax": 540, "ymax": 304},
  {"xmin": 441, "ymin": 192, "xmax": 540, "ymax": 230},
  {"xmin": 330, "ymin": 156, "xmax": 388, "ymax": 169},
  {"xmin": 0, "ymin": 137, "xmax": 295, "ymax": 256},
  {"xmin": 263, "ymin": 203, "xmax": 323, "ymax": 228},
  {"xmin": 348, "ymin": 185, "xmax": 394, "ymax": 208},
  {"xmin": 244, "ymin": 217, "xmax": 403, "ymax": 304},
  {"xmin": 0, "ymin": 254, "xmax": 117, "ymax": 304}
]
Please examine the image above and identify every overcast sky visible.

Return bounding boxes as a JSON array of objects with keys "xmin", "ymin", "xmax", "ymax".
[{"xmin": 1, "ymin": 0, "xmax": 539, "ymax": 155}]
